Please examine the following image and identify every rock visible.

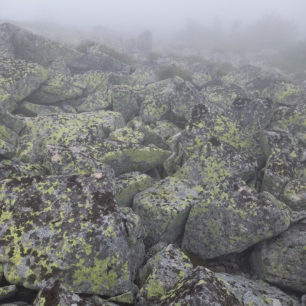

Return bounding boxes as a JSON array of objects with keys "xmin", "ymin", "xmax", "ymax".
[
  {"xmin": 96, "ymin": 140, "xmax": 171, "ymax": 176},
  {"xmin": 159, "ymin": 266, "xmax": 241, "ymax": 305},
  {"xmin": 284, "ymin": 179, "xmax": 306, "ymax": 211},
  {"xmin": 0, "ymin": 124, "xmax": 18, "ymax": 158},
  {"xmin": 112, "ymin": 85, "xmax": 140, "ymax": 121},
  {"xmin": 0, "ymin": 173, "xmax": 145, "ymax": 296},
  {"xmin": 108, "ymin": 291, "xmax": 135, "ymax": 304},
  {"xmin": 136, "ymin": 244, "xmax": 193, "ymax": 305},
  {"xmin": 139, "ymin": 77, "xmax": 201, "ymax": 125},
  {"xmin": 33, "ymin": 283, "xmax": 85, "ymax": 306},
  {"xmin": 15, "ymin": 101, "xmax": 68, "ymax": 116},
  {"xmin": 109, "ymin": 127, "xmax": 145, "ymax": 144},
  {"xmin": 0, "ymin": 159, "xmax": 47, "ymax": 181},
  {"xmin": 0, "ymin": 56, "xmax": 49, "ymax": 113},
  {"xmin": 115, "ymin": 172, "xmax": 153, "ymax": 207},
  {"xmin": 182, "ymin": 179, "xmax": 291, "ymax": 259},
  {"xmin": 251, "ymin": 219, "xmax": 306, "ymax": 293},
  {"xmin": 218, "ymin": 273, "xmax": 300, "ymax": 306},
  {"xmin": 18, "ymin": 111, "xmax": 125, "ymax": 163},
  {"xmin": 133, "ymin": 177, "xmax": 199, "ymax": 244},
  {"xmin": 0, "ymin": 23, "xmax": 81, "ymax": 67},
  {"xmin": 0, "ymin": 285, "xmax": 17, "ymax": 301}
]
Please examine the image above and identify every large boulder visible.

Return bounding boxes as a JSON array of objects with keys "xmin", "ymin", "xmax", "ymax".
[
  {"xmin": 0, "ymin": 173, "xmax": 145, "ymax": 296},
  {"xmin": 251, "ymin": 219, "xmax": 306, "ymax": 293},
  {"xmin": 182, "ymin": 179, "xmax": 291, "ymax": 259},
  {"xmin": 133, "ymin": 177, "xmax": 199, "ymax": 244},
  {"xmin": 18, "ymin": 111, "xmax": 125, "ymax": 163}
]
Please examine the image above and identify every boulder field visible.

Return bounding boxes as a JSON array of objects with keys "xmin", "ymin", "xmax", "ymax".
[{"xmin": 0, "ymin": 23, "xmax": 305, "ymax": 305}]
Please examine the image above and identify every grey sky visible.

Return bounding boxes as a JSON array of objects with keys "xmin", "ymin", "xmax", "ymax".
[{"xmin": 0, "ymin": 0, "xmax": 305, "ymax": 34}]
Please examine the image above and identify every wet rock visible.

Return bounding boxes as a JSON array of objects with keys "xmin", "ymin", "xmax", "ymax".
[
  {"xmin": 182, "ymin": 179, "xmax": 291, "ymax": 259},
  {"xmin": 218, "ymin": 273, "xmax": 300, "ymax": 306},
  {"xmin": 159, "ymin": 266, "xmax": 241, "ymax": 305},
  {"xmin": 0, "ymin": 174, "xmax": 145, "ymax": 296},
  {"xmin": 136, "ymin": 244, "xmax": 193, "ymax": 305},
  {"xmin": 251, "ymin": 219, "xmax": 306, "ymax": 293},
  {"xmin": 115, "ymin": 172, "xmax": 153, "ymax": 207},
  {"xmin": 133, "ymin": 177, "xmax": 199, "ymax": 244}
]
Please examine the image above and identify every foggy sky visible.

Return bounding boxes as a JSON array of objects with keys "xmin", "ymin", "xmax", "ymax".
[{"xmin": 0, "ymin": 0, "xmax": 305, "ymax": 35}]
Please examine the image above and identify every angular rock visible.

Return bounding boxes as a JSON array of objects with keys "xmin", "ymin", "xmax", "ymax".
[
  {"xmin": 109, "ymin": 127, "xmax": 145, "ymax": 144},
  {"xmin": 112, "ymin": 85, "xmax": 140, "ymax": 121},
  {"xmin": 182, "ymin": 179, "xmax": 291, "ymax": 259},
  {"xmin": 115, "ymin": 172, "xmax": 153, "ymax": 207},
  {"xmin": 284, "ymin": 179, "xmax": 306, "ymax": 211},
  {"xmin": 218, "ymin": 273, "xmax": 300, "ymax": 306},
  {"xmin": 33, "ymin": 283, "xmax": 85, "ymax": 306},
  {"xmin": 18, "ymin": 111, "xmax": 125, "ymax": 163},
  {"xmin": 159, "ymin": 266, "xmax": 241, "ymax": 305},
  {"xmin": 0, "ymin": 56, "xmax": 49, "ymax": 112},
  {"xmin": 133, "ymin": 177, "xmax": 199, "ymax": 244},
  {"xmin": 251, "ymin": 219, "xmax": 306, "ymax": 293},
  {"xmin": 0, "ymin": 173, "xmax": 145, "ymax": 296},
  {"xmin": 136, "ymin": 244, "xmax": 193, "ymax": 305}
]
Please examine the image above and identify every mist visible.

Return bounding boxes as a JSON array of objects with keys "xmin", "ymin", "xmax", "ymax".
[{"xmin": 0, "ymin": 0, "xmax": 306, "ymax": 37}]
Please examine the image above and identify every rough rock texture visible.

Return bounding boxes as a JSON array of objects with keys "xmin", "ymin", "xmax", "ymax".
[
  {"xmin": 136, "ymin": 244, "xmax": 193, "ymax": 305},
  {"xmin": 159, "ymin": 266, "xmax": 242, "ymax": 305},
  {"xmin": 133, "ymin": 177, "xmax": 199, "ymax": 244},
  {"xmin": 0, "ymin": 173, "xmax": 145, "ymax": 296},
  {"xmin": 251, "ymin": 219, "xmax": 306, "ymax": 293},
  {"xmin": 115, "ymin": 172, "xmax": 153, "ymax": 207},
  {"xmin": 33, "ymin": 283, "xmax": 85, "ymax": 306},
  {"xmin": 0, "ymin": 56, "xmax": 49, "ymax": 113},
  {"xmin": 182, "ymin": 179, "xmax": 291, "ymax": 259},
  {"xmin": 0, "ymin": 285, "xmax": 17, "ymax": 301},
  {"xmin": 218, "ymin": 273, "xmax": 300, "ymax": 306}
]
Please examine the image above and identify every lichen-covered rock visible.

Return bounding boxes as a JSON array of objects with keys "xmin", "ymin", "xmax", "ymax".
[
  {"xmin": 159, "ymin": 266, "xmax": 241, "ymax": 305},
  {"xmin": 0, "ymin": 56, "xmax": 49, "ymax": 112},
  {"xmin": 133, "ymin": 177, "xmax": 199, "ymax": 244},
  {"xmin": 182, "ymin": 179, "xmax": 291, "ymax": 259},
  {"xmin": 251, "ymin": 219, "xmax": 306, "ymax": 293},
  {"xmin": 0, "ymin": 159, "xmax": 47, "ymax": 181},
  {"xmin": 136, "ymin": 244, "xmax": 193, "ymax": 305},
  {"xmin": 33, "ymin": 283, "xmax": 85, "ymax": 306},
  {"xmin": 42, "ymin": 145, "xmax": 113, "ymax": 176},
  {"xmin": 283, "ymin": 180, "xmax": 306, "ymax": 211},
  {"xmin": 0, "ymin": 173, "xmax": 145, "ymax": 296},
  {"xmin": 139, "ymin": 77, "xmax": 201, "ymax": 125},
  {"xmin": 218, "ymin": 273, "xmax": 300, "ymax": 306},
  {"xmin": 18, "ymin": 111, "xmax": 125, "ymax": 163},
  {"xmin": 95, "ymin": 140, "xmax": 171, "ymax": 176},
  {"xmin": 109, "ymin": 127, "xmax": 145, "ymax": 144},
  {"xmin": 112, "ymin": 85, "xmax": 140, "ymax": 121},
  {"xmin": 0, "ymin": 285, "xmax": 17, "ymax": 301},
  {"xmin": 15, "ymin": 101, "xmax": 69, "ymax": 116},
  {"xmin": 27, "ymin": 71, "xmax": 84, "ymax": 105},
  {"xmin": 115, "ymin": 172, "xmax": 153, "ymax": 207},
  {"xmin": 108, "ymin": 291, "xmax": 135, "ymax": 304},
  {"xmin": 0, "ymin": 123, "xmax": 18, "ymax": 158}
]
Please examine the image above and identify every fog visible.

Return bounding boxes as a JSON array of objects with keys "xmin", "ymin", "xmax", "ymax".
[{"xmin": 0, "ymin": 0, "xmax": 305, "ymax": 37}]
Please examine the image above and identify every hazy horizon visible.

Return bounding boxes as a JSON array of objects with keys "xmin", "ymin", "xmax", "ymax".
[{"xmin": 0, "ymin": 0, "xmax": 305, "ymax": 37}]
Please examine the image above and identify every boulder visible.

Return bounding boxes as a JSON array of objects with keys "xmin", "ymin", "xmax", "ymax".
[
  {"xmin": 182, "ymin": 179, "xmax": 291, "ymax": 259},
  {"xmin": 133, "ymin": 177, "xmax": 199, "ymax": 244},
  {"xmin": 115, "ymin": 172, "xmax": 153, "ymax": 207},
  {"xmin": 251, "ymin": 219, "xmax": 306, "ymax": 293},
  {"xmin": 136, "ymin": 244, "xmax": 193, "ymax": 305},
  {"xmin": 0, "ymin": 173, "xmax": 145, "ymax": 296}
]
